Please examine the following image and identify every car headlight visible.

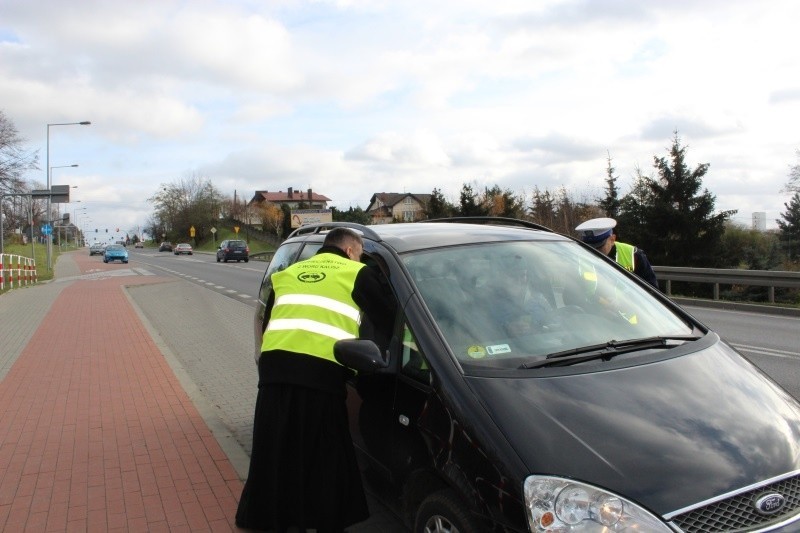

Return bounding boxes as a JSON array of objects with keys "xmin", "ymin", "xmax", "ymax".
[{"xmin": 524, "ymin": 476, "xmax": 671, "ymax": 532}]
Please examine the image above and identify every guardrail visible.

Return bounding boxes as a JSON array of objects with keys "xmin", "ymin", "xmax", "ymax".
[
  {"xmin": 654, "ymin": 266, "xmax": 800, "ymax": 303},
  {"xmin": 0, "ymin": 253, "xmax": 37, "ymax": 291},
  {"xmin": 250, "ymin": 251, "xmax": 275, "ymax": 263}
]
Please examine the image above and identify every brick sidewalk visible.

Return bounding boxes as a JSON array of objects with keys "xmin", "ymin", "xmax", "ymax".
[{"xmin": 0, "ymin": 253, "xmax": 242, "ymax": 531}]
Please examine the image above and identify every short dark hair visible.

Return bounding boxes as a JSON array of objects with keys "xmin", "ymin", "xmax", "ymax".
[{"xmin": 323, "ymin": 227, "xmax": 363, "ymax": 250}]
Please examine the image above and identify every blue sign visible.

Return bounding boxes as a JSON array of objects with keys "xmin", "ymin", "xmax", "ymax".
[{"xmin": 42, "ymin": 224, "xmax": 52, "ymax": 235}]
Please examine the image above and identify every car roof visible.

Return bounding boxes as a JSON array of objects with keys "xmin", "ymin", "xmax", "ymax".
[{"xmin": 285, "ymin": 218, "xmax": 572, "ymax": 254}]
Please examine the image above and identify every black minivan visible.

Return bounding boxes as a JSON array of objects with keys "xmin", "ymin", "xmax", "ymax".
[{"xmin": 254, "ymin": 219, "xmax": 800, "ymax": 532}]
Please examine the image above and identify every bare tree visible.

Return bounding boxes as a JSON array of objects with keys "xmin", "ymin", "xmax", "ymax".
[
  {"xmin": 783, "ymin": 149, "xmax": 800, "ymax": 194},
  {"xmin": 0, "ymin": 110, "xmax": 38, "ymax": 195}
]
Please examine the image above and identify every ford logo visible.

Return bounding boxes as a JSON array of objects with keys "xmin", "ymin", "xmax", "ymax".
[{"xmin": 754, "ymin": 493, "xmax": 785, "ymax": 515}]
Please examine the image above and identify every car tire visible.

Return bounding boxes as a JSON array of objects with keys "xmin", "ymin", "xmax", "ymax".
[
  {"xmin": 414, "ymin": 489, "xmax": 480, "ymax": 533},
  {"xmin": 244, "ymin": 258, "xmax": 249, "ymax": 263},
  {"xmin": 123, "ymin": 260, "xmax": 128, "ymax": 264},
  {"xmin": 216, "ymin": 256, "xmax": 221, "ymax": 262},
  {"xmin": 103, "ymin": 259, "xmax": 108, "ymax": 263}
]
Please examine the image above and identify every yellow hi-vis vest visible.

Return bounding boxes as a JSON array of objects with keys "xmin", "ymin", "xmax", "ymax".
[
  {"xmin": 262, "ymin": 253, "xmax": 365, "ymax": 365},
  {"xmin": 614, "ymin": 242, "xmax": 635, "ymax": 272}
]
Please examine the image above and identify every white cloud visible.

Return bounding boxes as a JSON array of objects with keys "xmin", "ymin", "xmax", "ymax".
[{"xmin": 1, "ymin": 0, "xmax": 799, "ymax": 234}]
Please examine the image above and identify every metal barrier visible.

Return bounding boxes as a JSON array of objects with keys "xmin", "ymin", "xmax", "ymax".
[
  {"xmin": 249, "ymin": 251, "xmax": 275, "ymax": 263},
  {"xmin": 654, "ymin": 266, "xmax": 800, "ymax": 303},
  {"xmin": 0, "ymin": 253, "xmax": 37, "ymax": 291}
]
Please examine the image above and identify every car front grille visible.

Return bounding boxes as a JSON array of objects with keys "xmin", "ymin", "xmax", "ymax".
[{"xmin": 668, "ymin": 474, "xmax": 800, "ymax": 532}]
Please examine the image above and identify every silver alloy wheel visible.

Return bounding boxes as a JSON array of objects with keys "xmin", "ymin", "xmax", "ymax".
[{"xmin": 423, "ymin": 514, "xmax": 459, "ymax": 533}]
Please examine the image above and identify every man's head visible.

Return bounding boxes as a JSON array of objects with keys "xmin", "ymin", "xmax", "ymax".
[
  {"xmin": 323, "ymin": 227, "xmax": 364, "ymax": 261},
  {"xmin": 575, "ymin": 217, "xmax": 617, "ymax": 254}
]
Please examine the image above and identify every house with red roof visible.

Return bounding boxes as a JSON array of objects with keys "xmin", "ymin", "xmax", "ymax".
[{"xmin": 249, "ymin": 187, "xmax": 331, "ymax": 210}]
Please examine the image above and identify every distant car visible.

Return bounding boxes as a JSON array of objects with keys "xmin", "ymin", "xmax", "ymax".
[
  {"xmin": 174, "ymin": 243, "xmax": 193, "ymax": 255},
  {"xmin": 134, "ymin": 242, "xmax": 144, "ymax": 249},
  {"xmin": 216, "ymin": 239, "xmax": 249, "ymax": 262},
  {"xmin": 89, "ymin": 243, "xmax": 105, "ymax": 256},
  {"xmin": 103, "ymin": 244, "xmax": 129, "ymax": 264},
  {"xmin": 159, "ymin": 242, "xmax": 173, "ymax": 252}
]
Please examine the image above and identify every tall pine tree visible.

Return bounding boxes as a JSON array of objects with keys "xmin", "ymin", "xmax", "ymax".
[
  {"xmin": 620, "ymin": 132, "xmax": 735, "ymax": 267},
  {"xmin": 425, "ymin": 188, "xmax": 453, "ymax": 219},
  {"xmin": 598, "ymin": 152, "xmax": 620, "ymax": 218}
]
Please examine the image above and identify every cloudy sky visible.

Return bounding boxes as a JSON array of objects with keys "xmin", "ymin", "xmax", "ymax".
[{"xmin": 2, "ymin": 0, "xmax": 799, "ymax": 238}]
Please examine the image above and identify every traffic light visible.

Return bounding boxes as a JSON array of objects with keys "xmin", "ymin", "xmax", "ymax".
[
  {"xmin": 95, "ymin": 229, "xmax": 98, "ymax": 233},
  {"xmin": 105, "ymin": 229, "xmax": 108, "ymax": 233}
]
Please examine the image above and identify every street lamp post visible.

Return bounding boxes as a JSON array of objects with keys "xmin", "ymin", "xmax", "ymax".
[
  {"xmin": 46, "ymin": 120, "xmax": 90, "ymax": 270},
  {"xmin": 74, "ymin": 206, "xmax": 87, "ymax": 247}
]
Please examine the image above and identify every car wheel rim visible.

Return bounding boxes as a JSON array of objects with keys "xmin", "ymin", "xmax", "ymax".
[{"xmin": 423, "ymin": 515, "xmax": 458, "ymax": 533}]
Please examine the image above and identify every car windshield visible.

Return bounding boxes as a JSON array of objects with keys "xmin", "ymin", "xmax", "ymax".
[
  {"xmin": 107, "ymin": 245, "xmax": 124, "ymax": 251},
  {"xmin": 402, "ymin": 240, "xmax": 694, "ymax": 371}
]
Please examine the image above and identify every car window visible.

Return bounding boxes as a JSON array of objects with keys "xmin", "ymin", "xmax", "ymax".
[
  {"xmin": 297, "ymin": 243, "xmax": 323, "ymax": 262},
  {"xmin": 399, "ymin": 321, "xmax": 430, "ymax": 386},
  {"xmin": 403, "ymin": 240, "xmax": 693, "ymax": 371},
  {"xmin": 259, "ymin": 242, "xmax": 303, "ymax": 303}
]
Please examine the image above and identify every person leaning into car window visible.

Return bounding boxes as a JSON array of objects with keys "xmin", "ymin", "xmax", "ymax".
[
  {"xmin": 575, "ymin": 217, "xmax": 658, "ymax": 289},
  {"xmin": 236, "ymin": 227, "xmax": 395, "ymax": 533}
]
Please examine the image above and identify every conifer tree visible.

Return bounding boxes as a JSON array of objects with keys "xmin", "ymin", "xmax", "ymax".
[
  {"xmin": 777, "ymin": 192, "xmax": 800, "ymax": 261},
  {"xmin": 425, "ymin": 188, "xmax": 453, "ymax": 219},
  {"xmin": 598, "ymin": 152, "xmax": 620, "ymax": 218},
  {"xmin": 457, "ymin": 183, "xmax": 488, "ymax": 216},
  {"xmin": 620, "ymin": 132, "xmax": 735, "ymax": 267}
]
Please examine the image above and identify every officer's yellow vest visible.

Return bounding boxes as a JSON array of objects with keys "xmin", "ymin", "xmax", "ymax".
[
  {"xmin": 614, "ymin": 242, "xmax": 635, "ymax": 272},
  {"xmin": 262, "ymin": 253, "xmax": 364, "ymax": 364}
]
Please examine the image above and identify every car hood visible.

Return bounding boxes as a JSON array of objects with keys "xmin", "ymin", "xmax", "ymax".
[{"xmin": 466, "ymin": 336, "xmax": 800, "ymax": 516}]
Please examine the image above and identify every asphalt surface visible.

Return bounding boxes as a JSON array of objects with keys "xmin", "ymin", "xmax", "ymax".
[{"xmin": 0, "ymin": 251, "xmax": 408, "ymax": 532}]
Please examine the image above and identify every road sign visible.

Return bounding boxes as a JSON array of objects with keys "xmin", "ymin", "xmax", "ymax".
[
  {"xmin": 42, "ymin": 224, "xmax": 52, "ymax": 235},
  {"xmin": 234, "ymin": 226, "xmax": 240, "ymax": 234},
  {"xmin": 190, "ymin": 226, "xmax": 196, "ymax": 237}
]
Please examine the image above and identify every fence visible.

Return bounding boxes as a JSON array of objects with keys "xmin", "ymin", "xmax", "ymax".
[
  {"xmin": 0, "ymin": 253, "xmax": 37, "ymax": 291},
  {"xmin": 654, "ymin": 266, "xmax": 800, "ymax": 303}
]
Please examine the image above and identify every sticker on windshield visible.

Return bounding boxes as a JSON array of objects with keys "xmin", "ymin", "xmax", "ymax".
[
  {"xmin": 467, "ymin": 345, "xmax": 486, "ymax": 359},
  {"xmin": 486, "ymin": 344, "xmax": 511, "ymax": 356}
]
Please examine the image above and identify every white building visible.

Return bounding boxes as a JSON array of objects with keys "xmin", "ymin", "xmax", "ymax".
[{"xmin": 752, "ymin": 212, "xmax": 767, "ymax": 231}]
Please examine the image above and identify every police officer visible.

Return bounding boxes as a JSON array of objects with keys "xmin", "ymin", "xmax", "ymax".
[
  {"xmin": 236, "ymin": 227, "xmax": 394, "ymax": 533},
  {"xmin": 575, "ymin": 217, "xmax": 658, "ymax": 289}
]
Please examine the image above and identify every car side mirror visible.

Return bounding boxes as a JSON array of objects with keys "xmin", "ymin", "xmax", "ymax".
[{"xmin": 334, "ymin": 339, "xmax": 387, "ymax": 374}]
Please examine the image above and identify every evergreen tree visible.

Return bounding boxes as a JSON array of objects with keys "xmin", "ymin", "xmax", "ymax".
[
  {"xmin": 425, "ymin": 188, "xmax": 453, "ymax": 219},
  {"xmin": 483, "ymin": 185, "xmax": 524, "ymax": 218},
  {"xmin": 617, "ymin": 166, "xmax": 654, "ymax": 250},
  {"xmin": 457, "ymin": 183, "xmax": 488, "ymax": 216},
  {"xmin": 598, "ymin": 152, "xmax": 620, "ymax": 217},
  {"xmin": 529, "ymin": 186, "xmax": 556, "ymax": 228},
  {"xmin": 622, "ymin": 132, "xmax": 735, "ymax": 267},
  {"xmin": 777, "ymin": 191, "xmax": 800, "ymax": 261},
  {"xmin": 332, "ymin": 206, "xmax": 371, "ymax": 225}
]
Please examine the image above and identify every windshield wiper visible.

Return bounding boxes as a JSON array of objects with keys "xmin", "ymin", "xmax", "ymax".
[{"xmin": 520, "ymin": 335, "xmax": 701, "ymax": 369}]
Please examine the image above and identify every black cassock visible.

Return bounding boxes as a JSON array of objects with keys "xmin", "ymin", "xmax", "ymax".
[{"xmin": 235, "ymin": 351, "xmax": 368, "ymax": 533}]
